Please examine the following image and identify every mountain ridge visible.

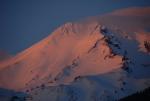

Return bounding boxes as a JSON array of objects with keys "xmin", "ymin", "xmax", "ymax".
[{"xmin": 0, "ymin": 7, "xmax": 150, "ymax": 101}]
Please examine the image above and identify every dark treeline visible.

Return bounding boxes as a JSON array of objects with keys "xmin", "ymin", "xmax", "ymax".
[{"xmin": 119, "ymin": 87, "xmax": 150, "ymax": 101}]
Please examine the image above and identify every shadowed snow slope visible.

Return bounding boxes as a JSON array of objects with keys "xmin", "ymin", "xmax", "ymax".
[{"xmin": 0, "ymin": 7, "xmax": 150, "ymax": 101}]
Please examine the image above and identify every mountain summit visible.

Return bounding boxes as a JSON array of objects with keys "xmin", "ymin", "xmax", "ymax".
[
  {"xmin": 0, "ymin": 7, "xmax": 150, "ymax": 101},
  {"xmin": 0, "ymin": 22, "xmax": 123, "ymax": 90}
]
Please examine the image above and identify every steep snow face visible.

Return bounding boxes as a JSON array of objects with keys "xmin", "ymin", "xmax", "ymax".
[
  {"xmin": 0, "ymin": 7, "xmax": 150, "ymax": 101},
  {"xmin": 0, "ymin": 22, "xmax": 123, "ymax": 90},
  {"xmin": 25, "ymin": 24, "xmax": 150, "ymax": 101},
  {"xmin": 24, "ymin": 7, "xmax": 150, "ymax": 101}
]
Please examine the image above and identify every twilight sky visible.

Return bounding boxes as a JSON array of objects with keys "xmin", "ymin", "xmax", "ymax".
[{"xmin": 0, "ymin": 0, "xmax": 150, "ymax": 54}]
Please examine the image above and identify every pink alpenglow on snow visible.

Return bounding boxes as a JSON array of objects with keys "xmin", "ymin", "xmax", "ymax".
[
  {"xmin": 0, "ymin": 7, "xmax": 150, "ymax": 101},
  {"xmin": 0, "ymin": 22, "xmax": 123, "ymax": 90}
]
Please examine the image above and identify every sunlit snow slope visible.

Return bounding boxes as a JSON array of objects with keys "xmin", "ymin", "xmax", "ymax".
[{"xmin": 0, "ymin": 7, "xmax": 150, "ymax": 101}]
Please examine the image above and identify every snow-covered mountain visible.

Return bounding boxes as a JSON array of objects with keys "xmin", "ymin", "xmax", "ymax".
[{"xmin": 0, "ymin": 7, "xmax": 150, "ymax": 101}]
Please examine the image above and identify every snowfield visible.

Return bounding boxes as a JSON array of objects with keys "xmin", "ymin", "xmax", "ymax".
[{"xmin": 0, "ymin": 7, "xmax": 150, "ymax": 101}]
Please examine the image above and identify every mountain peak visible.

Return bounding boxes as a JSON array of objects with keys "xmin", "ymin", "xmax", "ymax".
[
  {"xmin": 52, "ymin": 21, "xmax": 101, "ymax": 36},
  {"xmin": 0, "ymin": 20, "xmax": 124, "ymax": 90},
  {"xmin": 0, "ymin": 7, "xmax": 150, "ymax": 101}
]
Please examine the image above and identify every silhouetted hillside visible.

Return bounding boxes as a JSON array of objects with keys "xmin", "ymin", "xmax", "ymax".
[{"xmin": 119, "ymin": 87, "xmax": 150, "ymax": 101}]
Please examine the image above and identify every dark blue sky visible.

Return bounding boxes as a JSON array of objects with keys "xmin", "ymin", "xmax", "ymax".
[{"xmin": 0, "ymin": 0, "xmax": 150, "ymax": 54}]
